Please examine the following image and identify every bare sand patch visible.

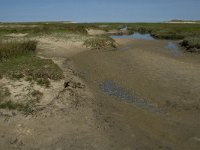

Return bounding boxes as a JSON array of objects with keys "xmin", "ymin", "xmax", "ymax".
[{"xmin": 37, "ymin": 36, "xmax": 88, "ymax": 58}]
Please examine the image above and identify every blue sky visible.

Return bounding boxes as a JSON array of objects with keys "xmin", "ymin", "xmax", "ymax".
[{"xmin": 0, "ymin": 0, "xmax": 199, "ymax": 22}]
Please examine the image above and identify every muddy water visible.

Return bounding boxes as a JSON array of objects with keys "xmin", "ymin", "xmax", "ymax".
[
  {"xmin": 165, "ymin": 41, "xmax": 181, "ymax": 55},
  {"xmin": 71, "ymin": 38, "xmax": 200, "ymax": 150},
  {"xmin": 100, "ymin": 80, "xmax": 161, "ymax": 113}
]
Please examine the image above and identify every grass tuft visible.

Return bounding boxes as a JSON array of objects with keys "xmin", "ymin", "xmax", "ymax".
[
  {"xmin": 0, "ymin": 101, "xmax": 35, "ymax": 114},
  {"xmin": 150, "ymin": 30, "xmax": 184, "ymax": 39},
  {"xmin": 31, "ymin": 90, "xmax": 43, "ymax": 102},
  {"xmin": 36, "ymin": 78, "xmax": 50, "ymax": 87},
  {"xmin": 0, "ymin": 87, "xmax": 11, "ymax": 98}
]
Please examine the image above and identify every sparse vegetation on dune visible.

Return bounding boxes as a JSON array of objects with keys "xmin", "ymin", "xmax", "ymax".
[
  {"xmin": 0, "ymin": 87, "xmax": 11, "ymax": 99},
  {"xmin": 0, "ymin": 39, "xmax": 64, "ymax": 113},
  {"xmin": 0, "ymin": 101, "xmax": 35, "ymax": 114},
  {"xmin": 0, "ymin": 87, "xmax": 34, "ymax": 114}
]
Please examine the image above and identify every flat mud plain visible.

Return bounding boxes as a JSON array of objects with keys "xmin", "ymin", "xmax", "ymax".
[
  {"xmin": 71, "ymin": 38, "xmax": 200, "ymax": 150},
  {"xmin": 0, "ymin": 30, "xmax": 200, "ymax": 150}
]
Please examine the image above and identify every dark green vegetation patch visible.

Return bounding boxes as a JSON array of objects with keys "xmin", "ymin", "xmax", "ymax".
[{"xmin": 0, "ymin": 40, "xmax": 64, "ymax": 86}]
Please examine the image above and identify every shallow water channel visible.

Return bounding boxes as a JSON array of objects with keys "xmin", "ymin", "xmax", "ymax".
[
  {"xmin": 111, "ymin": 33, "xmax": 181, "ymax": 55},
  {"xmin": 111, "ymin": 33, "xmax": 155, "ymax": 40},
  {"xmin": 100, "ymin": 80, "xmax": 161, "ymax": 112}
]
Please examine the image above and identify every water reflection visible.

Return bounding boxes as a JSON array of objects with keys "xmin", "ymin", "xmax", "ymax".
[
  {"xmin": 111, "ymin": 33, "xmax": 155, "ymax": 40},
  {"xmin": 100, "ymin": 80, "xmax": 161, "ymax": 112},
  {"xmin": 165, "ymin": 41, "xmax": 180, "ymax": 55}
]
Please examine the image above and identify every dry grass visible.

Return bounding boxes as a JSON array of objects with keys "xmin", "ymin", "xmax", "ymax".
[{"xmin": 0, "ymin": 40, "xmax": 37, "ymax": 61}]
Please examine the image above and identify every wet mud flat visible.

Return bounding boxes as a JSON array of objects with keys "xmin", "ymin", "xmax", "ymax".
[
  {"xmin": 71, "ymin": 38, "xmax": 200, "ymax": 150},
  {"xmin": 100, "ymin": 80, "xmax": 161, "ymax": 113}
]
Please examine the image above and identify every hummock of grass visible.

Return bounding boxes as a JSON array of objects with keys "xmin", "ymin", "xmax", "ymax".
[
  {"xmin": 180, "ymin": 36, "xmax": 200, "ymax": 53},
  {"xmin": 0, "ymin": 55, "xmax": 64, "ymax": 86},
  {"xmin": 0, "ymin": 40, "xmax": 37, "ymax": 61},
  {"xmin": 0, "ymin": 89, "xmax": 44, "ymax": 114},
  {"xmin": 150, "ymin": 30, "xmax": 185, "ymax": 40},
  {"xmin": 83, "ymin": 36, "xmax": 117, "ymax": 50}
]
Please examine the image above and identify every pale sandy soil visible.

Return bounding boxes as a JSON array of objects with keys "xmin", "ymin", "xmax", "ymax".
[{"xmin": 37, "ymin": 36, "xmax": 86, "ymax": 57}]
